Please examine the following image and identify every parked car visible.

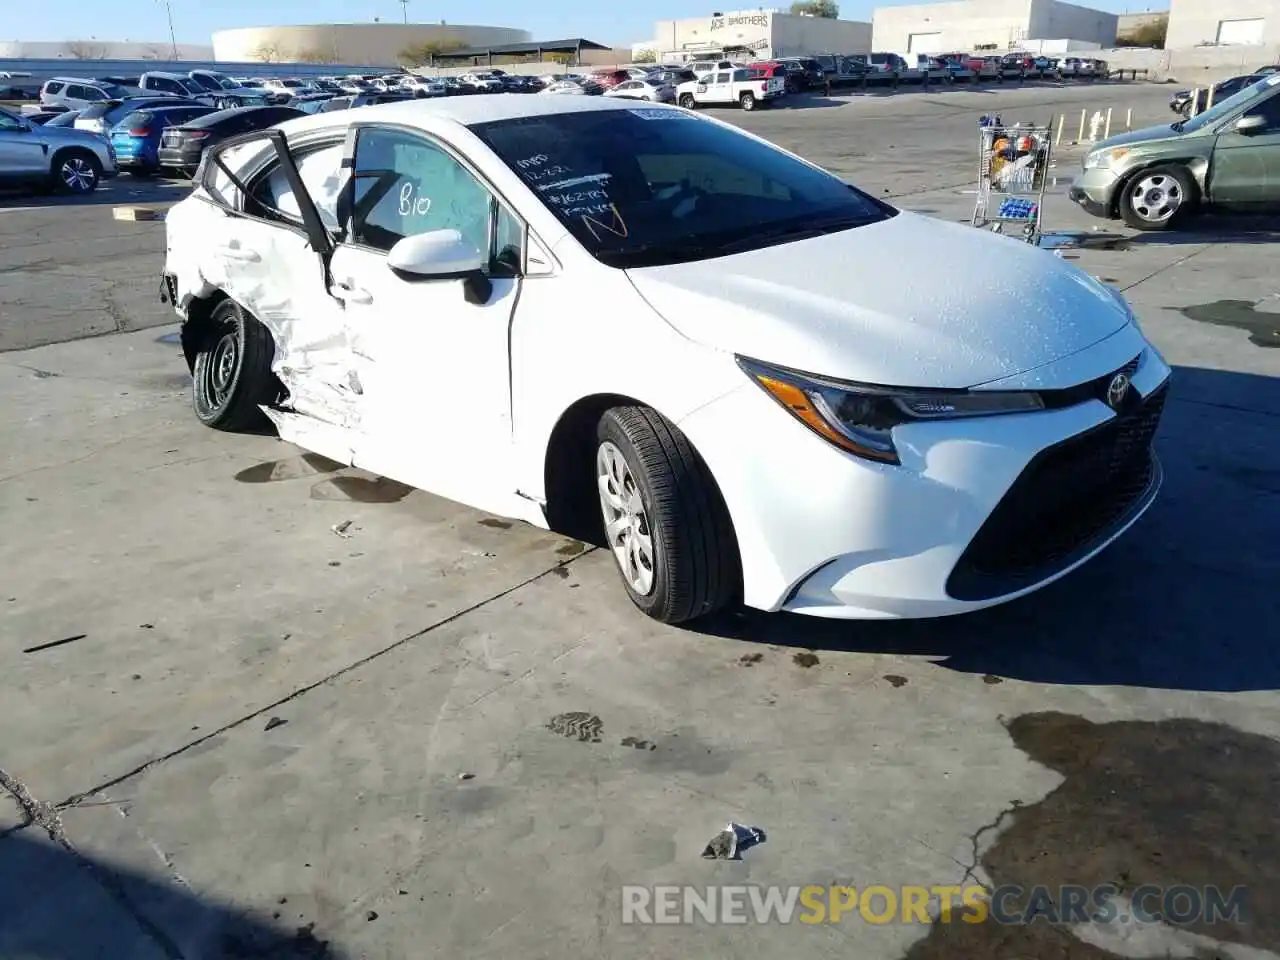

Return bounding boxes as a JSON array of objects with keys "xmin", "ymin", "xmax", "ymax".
[
  {"xmin": 160, "ymin": 95, "xmax": 1172, "ymax": 624},
  {"xmin": 460, "ymin": 73, "xmax": 504, "ymax": 93},
  {"xmin": 1071, "ymin": 73, "xmax": 1280, "ymax": 230},
  {"xmin": 590, "ymin": 69, "xmax": 632, "ymax": 90},
  {"xmin": 109, "ymin": 104, "xmax": 217, "ymax": 176},
  {"xmin": 677, "ymin": 67, "xmax": 785, "ymax": 110},
  {"xmin": 1001, "ymin": 53, "xmax": 1036, "ymax": 73},
  {"xmin": 686, "ymin": 59, "xmax": 741, "ymax": 77},
  {"xmin": 746, "ymin": 62, "xmax": 791, "ymax": 91},
  {"xmin": 864, "ymin": 52, "xmax": 909, "ymax": 74},
  {"xmin": 403, "ymin": 77, "xmax": 447, "ymax": 98},
  {"xmin": 19, "ymin": 110, "xmax": 66, "ymax": 126},
  {"xmin": 262, "ymin": 78, "xmax": 318, "ymax": 97},
  {"xmin": 42, "ymin": 110, "xmax": 82, "ymax": 128},
  {"xmin": 774, "ymin": 57, "xmax": 827, "ymax": 89},
  {"xmin": 137, "ymin": 71, "xmax": 217, "ymax": 104},
  {"xmin": 0, "ymin": 104, "xmax": 118, "ymax": 193},
  {"xmin": 75, "ymin": 96, "xmax": 203, "ymax": 136},
  {"xmin": 186, "ymin": 70, "xmax": 281, "ymax": 107},
  {"xmin": 39, "ymin": 77, "xmax": 131, "ymax": 110},
  {"xmin": 603, "ymin": 79, "xmax": 676, "ymax": 103},
  {"xmin": 1170, "ymin": 74, "xmax": 1266, "ymax": 116},
  {"xmin": 157, "ymin": 105, "xmax": 304, "ymax": 175},
  {"xmin": 541, "ymin": 80, "xmax": 590, "ymax": 96},
  {"xmin": 1061, "ymin": 57, "xmax": 1096, "ymax": 77},
  {"xmin": 648, "ymin": 67, "xmax": 698, "ymax": 86},
  {"xmin": 320, "ymin": 92, "xmax": 413, "ymax": 111}
]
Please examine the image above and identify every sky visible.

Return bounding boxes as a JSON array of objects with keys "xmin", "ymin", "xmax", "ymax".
[{"xmin": 13, "ymin": 0, "xmax": 1167, "ymax": 50}]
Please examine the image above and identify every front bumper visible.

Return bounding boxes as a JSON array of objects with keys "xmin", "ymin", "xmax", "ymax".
[
  {"xmin": 1069, "ymin": 167, "xmax": 1123, "ymax": 219},
  {"xmin": 677, "ymin": 324, "xmax": 1171, "ymax": 619}
]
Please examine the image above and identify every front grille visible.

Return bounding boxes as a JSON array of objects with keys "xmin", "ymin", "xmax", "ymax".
[{"xmin": 946, "ymin": 383, "xmax": 1167, "ymax": 601}]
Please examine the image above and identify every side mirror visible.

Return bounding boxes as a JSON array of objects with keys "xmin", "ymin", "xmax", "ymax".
[
  {"xmin": 1234, "ymin": 114, "xmax": 1267, "ymax": 135},
  {"xmin": 387, "ymin": 229, "xmax": 492, "ymax": 303}
]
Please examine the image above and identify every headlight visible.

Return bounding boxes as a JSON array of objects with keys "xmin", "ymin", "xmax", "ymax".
[
  {"xmin": 738, "ymin": 357, "xmax": 1044, "ymax": 465},
  {"xmin": 1083, "ymin": 147, "xmax": 1130, "ymax": 170}
]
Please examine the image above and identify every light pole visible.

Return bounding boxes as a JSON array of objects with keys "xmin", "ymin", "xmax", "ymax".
[
  {"xmin": 399, "ymin": 0, "xmax": 409, "ymax": 24},
  {"xmin": 158, "ymin": 0, "xmax": 178, "ymax": 60}
]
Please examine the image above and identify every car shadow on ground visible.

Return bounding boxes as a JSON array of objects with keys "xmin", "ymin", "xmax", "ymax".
[
  {"xmin": 1126, "ymin": 215, "xmax": 1280, "ymax": 247},
  {"xmin": 0, "ymin": 828, "xmax": 342, "ymax": 959},
  {"xmin": 694, "ymin": 366, "xmax": 1280, "ymax": 692}
]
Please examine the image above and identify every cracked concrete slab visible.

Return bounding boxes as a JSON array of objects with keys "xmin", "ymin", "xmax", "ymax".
[{"xmin": 2, "ymin": 82, "xmax": 1278, "ymax": 960}]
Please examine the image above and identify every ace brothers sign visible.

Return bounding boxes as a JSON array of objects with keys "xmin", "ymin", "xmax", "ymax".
[{"xmin": 708, "ymin": 11, "xmax": 771, "ymax": 35}]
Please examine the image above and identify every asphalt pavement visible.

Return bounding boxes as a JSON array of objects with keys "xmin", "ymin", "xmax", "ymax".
[{"xmin": 2, "ymin": 81, "xmax": 1278, "ymax": 960}]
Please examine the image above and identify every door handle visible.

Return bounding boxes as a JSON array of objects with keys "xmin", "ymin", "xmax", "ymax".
[
  {"xmin": 332, "ymin": 280, "xmax": 373, "ymax": 305},
  {"xmin": 215, "ymin": 245, "xmax": 261, "ymax": 263}
]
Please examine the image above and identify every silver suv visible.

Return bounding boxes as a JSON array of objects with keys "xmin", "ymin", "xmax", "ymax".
[
  {"xmin": 0, "ymin": 106, "xmax": 119, "ymax": 193},
  {"xmin": 40, "ymin": 77, "xmax": 132, "ymax": 110}
]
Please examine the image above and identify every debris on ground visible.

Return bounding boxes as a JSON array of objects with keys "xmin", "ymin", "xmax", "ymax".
[
  {"xmin": 701, "ymin": 822, "xmax": 767, "ymax": 860},
  {"xmin": 457, "ymin": 772, "xmax": 475, "ymax": 781},
  {"xmin": 264, "ymin": 717, "xmax": 288, "ymax": 732},
  {"xmin": 739, "ymin": 652, "xmax": 764, "ymax": 666},
  {"xmin": 331, "ymin": 520, "xmax": 354, "ymax": 538},
  {"xmin": 23, "ymin": 634, "xmax": 87, "ymax": 654},
  {"xmin": 793, "ymin": 651, "xmax": 820, "ymax": 668},
  {"xmin": 546, "ymin": 712, "xmax": 604, "ymax": 742},
  {"xmin": 885, "ymin": 675, "xmax": 909, "ymax": 688}
]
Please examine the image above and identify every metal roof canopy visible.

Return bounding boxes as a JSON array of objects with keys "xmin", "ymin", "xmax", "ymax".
[{"xmin": 428, "ymin": 38, "xmax": 611, "ymax": 65}]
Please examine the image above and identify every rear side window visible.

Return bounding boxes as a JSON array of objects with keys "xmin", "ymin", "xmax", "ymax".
[
  {"xmin": 120, "ymin": 111, "xmax": 152, "ymax": 129},
  {"xmin": 715, "ymin": 72, "xmax": 730, "ymax": 83},
  {"xmin": 253, "ymin": 142, "xmax": 345, "ymax": 228},
  {"xmin": 44, "ymin": 81, "xmax": 66, "ymax": 95},
  {"xmin": 733, "ymin": 69, "xmax": 750, "ymax": 82}
]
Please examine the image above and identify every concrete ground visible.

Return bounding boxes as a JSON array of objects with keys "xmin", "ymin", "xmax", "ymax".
[{"xmin": 2, "ymin": 82, "xmax": 1278, "ymax": 960}]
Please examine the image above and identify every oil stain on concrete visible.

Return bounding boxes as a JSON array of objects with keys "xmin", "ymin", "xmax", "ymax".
[
  {"xmin": 901, "ymin": 712, "xmax": 1280, "ymax": 959},
  {"xmin": 1177, "ymin": 300, "xmax": 1280, "ymax": 348}
]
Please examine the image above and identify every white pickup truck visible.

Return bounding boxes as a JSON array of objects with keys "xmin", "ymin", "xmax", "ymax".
[{"xmin": 676, "ymin": 67, "xmax": 785, "ymax": 111}]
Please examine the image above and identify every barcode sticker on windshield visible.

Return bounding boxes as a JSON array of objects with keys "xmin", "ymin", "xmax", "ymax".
[{"xmin": 629, "ymin": 108, "xmax": 696, "ymax": 120}]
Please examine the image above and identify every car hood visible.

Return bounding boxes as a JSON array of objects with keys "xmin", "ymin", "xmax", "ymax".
[
  {"xmin": 625, "ymin": 212, "xmax": 1130, "ymax": 389},
  {"xmin": 1090, "ymin": 122, "xmax": 1187, "ymax": 151}
]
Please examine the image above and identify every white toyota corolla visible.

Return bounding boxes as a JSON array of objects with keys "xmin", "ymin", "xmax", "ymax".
[{"xmin": 161, "ymin": 96, "xmax": 1170, "ymax": 624}]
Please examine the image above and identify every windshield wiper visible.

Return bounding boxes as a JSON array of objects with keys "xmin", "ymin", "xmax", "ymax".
[{"xmin": 1171, "ymin": 119, "xmax": 1186, "ymax": 132}]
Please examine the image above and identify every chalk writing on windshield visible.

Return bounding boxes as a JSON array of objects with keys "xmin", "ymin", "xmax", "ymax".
[{"xmin": 398, "ymin": 182, "xmax": 432, "ymax": 218}]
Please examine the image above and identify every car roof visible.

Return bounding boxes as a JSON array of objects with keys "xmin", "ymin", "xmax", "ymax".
[
  {"xmin": 49, "ymin": 76, "xmax": 112, "ymax": 85},
  {"xmin": 276, "ymin": 93, "xmax": 672, "ymax": 139},
  {"xmin": 142, "ymin": 71, "xmax": 189, "ymax": 79}
]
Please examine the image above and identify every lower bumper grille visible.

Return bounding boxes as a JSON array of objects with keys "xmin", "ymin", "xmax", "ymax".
[{"xmin": 946, "ymin": 383, "xmax": 1168, "ymax": 601}]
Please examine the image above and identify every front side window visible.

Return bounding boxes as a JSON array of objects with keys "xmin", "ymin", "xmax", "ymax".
[
  {"xmin": 190, "ymin": 74, "xmax": 220, "ymax": 92},
  {"xmin": 349, "ymin": 126, "xmax": 519, "ymax": 274},
  {"xmin": 714, "ymin": 72, "xmax": 730, "ymax": 84},
  {"xmin": 471, "ymin": 109, "xmax": 894, "ymax": 269},
  {"xmin": 0, "ymin": 109, "xmax": 23, "ymax": 130},
  {"xmin": 252, "ymin": 141, "xmax": 346, "ymax": 229},
  {"xmin": 1243, "ymin": 89, "xmax": 1280, "ymax": 130},
  {"xmin": 1182, "ymin": 77, "xmax": 1278, "ymax": 133}
]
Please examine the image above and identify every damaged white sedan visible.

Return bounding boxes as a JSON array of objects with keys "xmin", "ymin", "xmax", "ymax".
[{"xmin": 162, "ymin": 96, "xmax": 1171, "ymax": 624}]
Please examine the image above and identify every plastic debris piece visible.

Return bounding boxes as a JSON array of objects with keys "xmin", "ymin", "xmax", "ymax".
[
  {"xmin": 264, "ymin": 716, "xmax": 287, "ymax": 732},
  {"xmin": 458, "ymin": 772, "xmax": 475, "ymax": 781},
  {"xmin": 701, "ymin": 822, "xmax": 767, "ymax": 860},
  {"xmin": 332, "ymin": 519, "xmax": 354, "ymax": 537}
]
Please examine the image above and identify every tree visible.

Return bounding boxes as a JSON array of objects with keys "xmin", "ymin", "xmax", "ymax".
[
  {"xmin": 1117, "ymin": 17, "xmax": 1167, "ymax": 49},
  {"xmin": 295, "ymin": 47, "xmax": 339, "ymax": 63},
  {"xmin": 397, "ymin": 39, "xmax": 465, "ymax": 67},
  {"xmin": 632, "ymin": 48, "xmax": 657, "ymax": 63},
  {"xmin": 790, "ymin": 0, "xmax": 839, "ymax": 18},
  {"xmin": 250, "ymin": 41, "xmax": 284, "ymax": 63},
  {"xmin": 63, "ymin": 41, "xmax": 106, "ymax": 59}
]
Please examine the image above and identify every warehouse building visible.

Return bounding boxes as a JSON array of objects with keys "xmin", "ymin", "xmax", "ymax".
[
  {"xmin": 871, "ymin": 0, "xmax": 1116, "ymax": 54},
  {"xmin": 1165, "ymin": 0, "xmax": 1278, "ymax": 48},
  {"xmin": 211, "ymin": 22, "xmax": 529, "ymax": 65},
  {"xmin": 638, "ymin": 9, "xmax": 872, "ymax": 62}
]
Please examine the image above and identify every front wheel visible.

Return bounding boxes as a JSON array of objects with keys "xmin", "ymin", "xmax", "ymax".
[
  {"xmin": 1119, "ymin": 165, "xmax": 1196, "ymax": 231},
  {"xmin": 679, "ymin": 93, "xmax": 696, "ymax": 108},
  {"xmin": 192, "ymin": 298, "xmax": 280, "ymax": 430},
  {"xmin": 51, "ymin": 149, "xmax": 102, "ymax": 194},
  {"xmin": 739, "ymin": 92, "xmax": 756, "ymax": 110},
  {"xmin": 595, "ymin": 407, "xmax": 739, "ymax": 624}
]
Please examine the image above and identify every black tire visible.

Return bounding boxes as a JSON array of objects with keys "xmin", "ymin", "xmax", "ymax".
[
  {"xmin": 739, "ymin": 92, "xmax": 756, "ymax": 110},
  {"xmin": 679, "ymin": 93, "xmax": 696, "ymax": 108},
  {"xmin": 1118, "ymin": 164, "xmax": 1197, "ymax": 232},
  {"xmin": 50, "ymin": 149, "xmax": 102, "ymax": 194},
  {"xmin": 191, "ymin": 298, "xmax": 279, "ymax": 431},
  {"xmin": 595, "ymin": 407, "xmax": 739, "ymax": 624}
]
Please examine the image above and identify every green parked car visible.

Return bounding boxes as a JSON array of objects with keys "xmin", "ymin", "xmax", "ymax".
[{"xmin": 1070, "ymin": 73, "xmax": 1280, "ymax": 230}]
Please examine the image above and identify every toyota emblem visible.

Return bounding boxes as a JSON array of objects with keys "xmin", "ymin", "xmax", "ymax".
[{"xmin": 1106, "ymin": 373, "xmax": 1130, "ymax": 409}]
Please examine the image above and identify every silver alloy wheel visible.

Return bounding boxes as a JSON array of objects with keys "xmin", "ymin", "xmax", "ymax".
[
  {"xmin": 597, "ymin": 440, "xmax": 655, "ymax": 596},
  {"xmin": 1128, "ymin": 173, "xmax": 1183, "ymax": 223},
  {"xmin": 60, "ymin": 157, "xmax": 96, "ymax": 192}
]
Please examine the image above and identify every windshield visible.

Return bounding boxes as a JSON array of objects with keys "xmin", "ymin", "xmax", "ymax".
[
  {"xmin": 1180, "ymin": 75, "xmax": 1279, "ymax": 132},
  {"xmin": 281, "ymin": 79, "xmax": 305, "ymax": 88},
  {"xmin": 100, "ymin": 83, "xmax": 129, "ymax": 98},
  {"xmin": 470, "ymin": 108, "xmax": 895, "ymax": 268}
]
